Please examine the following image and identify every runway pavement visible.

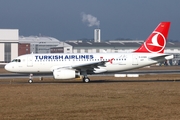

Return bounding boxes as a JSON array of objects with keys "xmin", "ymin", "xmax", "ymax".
[{"xmin": 0, "ymin": 69, "xmax": 180, "ymax": 79}]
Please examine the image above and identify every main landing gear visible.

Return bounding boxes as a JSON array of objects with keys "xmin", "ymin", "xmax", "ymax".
[
  {"xmin": 28, "ymin": 73, "xmax": 90, "ymax": 83},
  {"xmin": 81, "ymin": 71, "xmax": 90, "ymax": 83},
  {"xmin": 82, "ymin": 76, "xmax": 90, "ymax": 83},
  {"xmin": 28, "ymin": 74, "xmax": 33, "ymax": 83}
]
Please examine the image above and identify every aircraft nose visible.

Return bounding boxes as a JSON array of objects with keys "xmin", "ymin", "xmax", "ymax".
[{"xmin": 4, "ymin": 64, "xmax": 12, "ymax": 72}]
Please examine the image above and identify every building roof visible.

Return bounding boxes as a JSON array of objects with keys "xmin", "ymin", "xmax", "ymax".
[
  {"xmin": 65, "ymin": 41, "xmax": 180, "ymax": 48},
  {"xmin": 19, "ymin": 36, "xmax": 60, "ymax": 43},
  {"xmin": 0, "ymin": 29, "xmax": 19, "ymax": 42}
]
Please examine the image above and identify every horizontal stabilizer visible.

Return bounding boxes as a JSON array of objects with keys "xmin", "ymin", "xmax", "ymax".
[{"xmin": 149, "ymin": 54, "xmax": 173, "ymax": 61}]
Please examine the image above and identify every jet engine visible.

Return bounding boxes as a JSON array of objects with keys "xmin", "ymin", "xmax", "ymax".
[{"xmin": 53, "ymin": 69, "xmax": 80, "ymax": 79}]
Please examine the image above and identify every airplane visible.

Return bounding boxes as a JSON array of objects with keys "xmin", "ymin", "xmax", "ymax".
[{"xmin": 5, "ymin": 22, "xmax": 173, "ymax": 83}]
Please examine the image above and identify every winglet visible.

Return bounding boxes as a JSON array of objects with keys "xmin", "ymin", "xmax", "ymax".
[{"xmin": 134, "ymin": 22, "xmax": 171, "ymax": 53}]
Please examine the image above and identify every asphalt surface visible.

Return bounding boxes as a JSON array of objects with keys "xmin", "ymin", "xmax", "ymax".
[{"xmin": 0, "ymin": 69, "xmax": 180, "ymax": 79}]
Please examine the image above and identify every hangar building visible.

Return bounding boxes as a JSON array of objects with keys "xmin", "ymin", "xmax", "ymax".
[
  {"xmin": 51, "ymin": 40, "xmax": 180, "ymax": 53},
  {"xmin": 50, "ymin": 40, "xmax": 180, "ymax": 65},
  {"xmin": 0, "ymin": 29, "xmax": 19, "ymax": 63},
  {"xmin": 19, "ymin": 36, "xmax": 61, "ymax": 54}
]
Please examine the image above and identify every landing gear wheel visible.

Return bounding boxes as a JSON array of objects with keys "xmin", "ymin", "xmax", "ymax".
[
  {"xmin": 83, "ymin": 77, "xmax": 90, "ymax": 83},
  {"xmin": 29, "ymin": 74, "xmax": 33, "ymax": 83},
  {"xmin": 28, "ymin": 79, "xmax": 33, "ymax": 83}
]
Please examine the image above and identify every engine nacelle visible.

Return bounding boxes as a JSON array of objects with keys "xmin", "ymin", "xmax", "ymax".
[{"xmin": 53, "ymin": 69, "xmax": 80, "ymax": 79}]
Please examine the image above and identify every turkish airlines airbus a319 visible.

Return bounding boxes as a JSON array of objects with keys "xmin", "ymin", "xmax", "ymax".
[{"xmin": 5, "ymin": 22, "xmax": 173, "ymax": 83}]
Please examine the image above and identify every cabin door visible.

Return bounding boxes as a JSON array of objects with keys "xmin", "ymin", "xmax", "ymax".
[
  {"xmin": 132, "ymin": 55, "xmax": 138, "ymax": 65},
  {"xmin": 27, "ymin": 56, "xmax": 33, "ymax": 67}
]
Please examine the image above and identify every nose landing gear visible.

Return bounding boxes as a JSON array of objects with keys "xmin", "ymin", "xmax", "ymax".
[{"xmin": 28, "ymin": 74, "xmax": 33, "ymax": 83}]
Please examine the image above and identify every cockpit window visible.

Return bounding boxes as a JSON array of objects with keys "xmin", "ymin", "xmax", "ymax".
[{"xmin": 12, "ymin": 59, "xmax": 21, "ymax": 62}]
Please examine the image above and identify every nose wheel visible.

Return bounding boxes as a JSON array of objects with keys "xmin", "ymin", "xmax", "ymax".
[
  {"xmin": 28, "ymin": 79, "xmax": 33, "ymax": 83},
  {"xmin": 28, "ymin": 74, "xmax": 33, "ymax": 83}
]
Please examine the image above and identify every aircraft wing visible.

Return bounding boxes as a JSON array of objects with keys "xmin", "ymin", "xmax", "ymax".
[
  {"xmin": 51, "ymin": 61, "xmax": 107, "ymax": 71},
  {"xmin": 72, "ymin": 61, "xmax": 106, "ymax": 70}
]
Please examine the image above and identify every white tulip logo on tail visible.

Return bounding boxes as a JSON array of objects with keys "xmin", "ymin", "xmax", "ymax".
[{"xmin": 144, "ymin": 31, "xmax": 166, "ymax": 53}]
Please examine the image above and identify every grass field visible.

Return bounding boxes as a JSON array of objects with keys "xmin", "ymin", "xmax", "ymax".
[{"xmin": 0, "ymin": 66, "xmax": 180, "ymax": 120}]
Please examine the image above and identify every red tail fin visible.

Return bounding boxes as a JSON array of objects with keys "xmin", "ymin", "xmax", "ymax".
[{"xmin": 134, "ymin": 22, "xmax": 170, "ymax": 53}]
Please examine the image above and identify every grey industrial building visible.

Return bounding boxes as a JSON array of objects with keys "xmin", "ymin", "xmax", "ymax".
[
  {"xmin": 51, "ymin": 40, "xmax": 180, "ymax": 53},
  {"xmin": 19, "ymin": 36, "xmax": 61, "ymax": 53},
  {"xmin": 50, "ymin": 40, "xmax": 180, "ymax": 65}
]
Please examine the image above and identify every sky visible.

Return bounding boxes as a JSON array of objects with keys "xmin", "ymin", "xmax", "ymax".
[{"xmin": 0, "ymin": 0, "xmax": 180, "ymax": 41}]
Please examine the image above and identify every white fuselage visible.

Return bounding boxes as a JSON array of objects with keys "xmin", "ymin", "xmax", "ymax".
[{"xmin": 5, "ymin": 53, "xmax": 167, "ymax": 74}]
